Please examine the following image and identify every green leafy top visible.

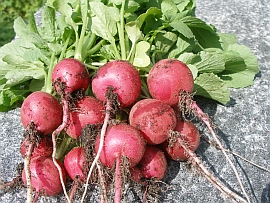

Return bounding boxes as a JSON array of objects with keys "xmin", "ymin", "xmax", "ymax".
[{"xmin": 0, "ymin": 0, "xmax": 259, "ymax": 111}]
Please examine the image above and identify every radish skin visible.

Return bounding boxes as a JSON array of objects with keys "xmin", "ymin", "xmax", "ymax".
[
  {"xmin": 20, "ymin": 91, "xmax": 63, "ymax": 135},
  {"xmin": 92, "ymin": 60, "xmax": 141, "ymax": 108},
  {"xmin": 147, "ymin": 59, "xmax": 194, "ymax": 106},
  {"xmin": 129, "ymin": 99, "xmax": 177, "ymax": 145}
]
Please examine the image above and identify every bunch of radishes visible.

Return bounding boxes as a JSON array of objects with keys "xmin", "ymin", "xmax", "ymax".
[{"xmin": 9, "ymin": 58, "xmax": 249, "ymax": 203}]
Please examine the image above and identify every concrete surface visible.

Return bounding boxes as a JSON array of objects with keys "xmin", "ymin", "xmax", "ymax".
[{"xmin": 0, "ymin": 0, "xmax": 269, "ymax": 202}]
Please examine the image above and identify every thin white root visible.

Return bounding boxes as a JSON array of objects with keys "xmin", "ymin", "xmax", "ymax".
[
  {"xmin": 51, "ymin": 99, "xmax": 71, "ymax": 203},
  {"xmin": 96, "ymin": 161, "xmax": 108, "ymax": 203},
  {"xmin": 201, "ymin": 135, "xmax": 270, "ymax": 173},
  {"xmin": 175, "ymin": 131, "xmax": 248, "ymax": 203},
  {"xmin": 188, "ymin": 100, "xmax": 251, "ymax": 203},
  {"xmin": 80, "ymin": 99, "xmax": 111, "ymax": 203},
  {"xmin": 24, "ymin": 143, "xmax": 34, "ymax": 203}
]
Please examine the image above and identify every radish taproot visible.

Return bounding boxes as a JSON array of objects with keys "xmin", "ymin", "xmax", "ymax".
[
  {"xmin": 20, "ymin": 91, "xmax": 63, "ymax": 136},
  {"xmin": 129, "ymin": 99, "xmax": 177, "ymax": 145},
  {"xmin": 92, "ymin": 60, "xmax": 141, "ymax": 108},
  {"xmin": 160, "ymin": 120, "xmax": 200, "ymax": 161}
]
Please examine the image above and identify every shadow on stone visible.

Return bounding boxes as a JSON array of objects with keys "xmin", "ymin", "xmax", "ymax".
[{"xmin": 261, "ymin": 182, "xmax": 270, "ymax": 203}]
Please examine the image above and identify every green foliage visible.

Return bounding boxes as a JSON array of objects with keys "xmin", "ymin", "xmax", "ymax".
[{"xmin": 0, "ymin": 0, "xmax": 46, "ymax": 46}]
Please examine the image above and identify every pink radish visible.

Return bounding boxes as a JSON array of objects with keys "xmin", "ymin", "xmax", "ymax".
[
  {"xmin": 160, "ymin": 120, "xmax": 200, "ymax": 161},
  {"xmin": 20, "ymin": 137, "xmax": 53, "ymax": 158},
  {"xmin": 20, "ymin": 91, "xmax": 63, "ymax": 135},
  {"xmin": 95, "ymin": 123, "xmax": 146, "ymax": 203},
  {"xmin": 63, "ymin": 147, "xmax": 88, "ymax": 182},
  {"xmin": 92, "ymin": 60, "xmax": 141, "ymax": 108},
  {"xmin": 129, "ymin": 99, "xmax": 177, "ymax": 145},
  {"xmin": 21, "ymin": 156, "xmax": 66, "ymax": 199},
  {"xmin": 147, "ymin": 59, "xmax": 194, "ymax": 106},
  {"xmin": 137, "ymin": 145, "xmax": 167, "ymax": 180},
  {"xmin": 95, "ymin": 123, "xmax": 146, "ymax": 169},
  {"xmin": 66, "ymin": 96, "xmax": 105, "ymax": 139},
  {"xmin": 52, "ymin": 58, "xmax": 90, "ymax": 96}
]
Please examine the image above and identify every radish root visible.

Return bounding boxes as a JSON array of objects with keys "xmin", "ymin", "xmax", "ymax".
[
  {"xmin": 201, "ymin": 135, "xmax": 270, "ymax": 173},
  {"xmin": 114, "ymin": 154, "xmax": 122, "ymax": 203},
  {"xmin": 51, "ymin": 99, "xmax": 71, "ymax": 203},
  {"xmin": 80, "ymin": 99, "xmax": 111, "ymax": 203},
  {"xmin": 179, "ymin": 91, "xmax": 250, "ymax": 203},
  {"xmin": 171, "ymin": 130, "xmax": 248, "ymax": 203},
  {"xmin": 96, "ymin": 161, "xmax": 108, "ymax": 203}
]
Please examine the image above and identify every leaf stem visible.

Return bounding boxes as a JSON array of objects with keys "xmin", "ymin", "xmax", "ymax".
[
  {"xmin": 117, "ymin": 0, "xmax": 127, "ymax": 60},
  {"xmin": 86, "ymin": 39, "xmax": 107, "ymax": 57},
  {"xmin": 74, "ymin": 0, "xmax": 89, "ymax": 61},
  {"xmin": 59, "ymin": 31, "xmax": 72, "ymax": 61},
  {"xmin": 44, "ymin": 51, "xmax": 56, "ymax": 94}
]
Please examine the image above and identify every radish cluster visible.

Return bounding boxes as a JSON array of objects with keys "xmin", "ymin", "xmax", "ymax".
[{"xmin": 4, "ymin": 58, "xmax": 247, "ymax": 203}]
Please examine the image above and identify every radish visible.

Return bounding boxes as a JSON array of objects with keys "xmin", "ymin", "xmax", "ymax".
[
  {"xmin": 20, "ymin": 136, "xmax": 53, "ymax": 158},
  {"xmin": 95, "ymin": 123, "xmax": 146, "ymax": 169},
  {"xmin": 160, "ymin": 120, "xmax": 200, "ymax": 161},
  {"xmin": 50, "ymin": 58, "xmax": 91, "ymax": 203},
  {"xmin": 64, "ymin": 147, "xmax": 88, "ymax": 182},
  {"xmin": 147, "ymin": 59, "xmax": 194, "ymax": 106},
  {"xmin": 129, "ymin": 99, "xmax": 177, "ymax": 145},
  {"xmin": 20, "ymin": 92, "xmax": 63, "ymax": 203},
  {"xmin": 20, "ymin": 91, "xmax": 63, "ymax": 135},
  {"xmin": 52, "ymin": 58, "xmax": 90, "ymax": 97},
  {"xmin": 94, "ymin": 123, "xmax": 146, "ymax": 203},
  {"xmin": 66, "ymin": 96, "xmax": 105, "ymax": 139},
  {"xmin": 91, "ymin": 60, "xmax": 141, "ymax": 108},
  {"xmin": 136, "ymin": 145, "xmax": 167, "ymax": 180},
  {"xmin": 147, "ymin": 59, "xmax": 250, "ymax": 202},
  {"xmin": 21, "ymin": 156, "xmax": 66, "ymax": 200}
]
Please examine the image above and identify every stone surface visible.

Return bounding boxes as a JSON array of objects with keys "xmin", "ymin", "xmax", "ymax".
[{"xmin": 0, "ymin": 0, "xmax": 269, "ymax": 202}]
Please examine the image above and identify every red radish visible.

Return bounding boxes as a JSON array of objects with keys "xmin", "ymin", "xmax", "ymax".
[
  {"xmin": 20, "ymin": 91, "xmax": 63, "ymax": 135},
  {"xmin": 137, "ymin": 145, "xmax": 167, "ymax": 180},
  {"xmin": 147, "ymin": 59, "xmax": 249, "ymax": 201},
  {"xmin": 147, "ymin": 59, "xmax": 194, "ymax": 106},
  {"xmin": 160, "ymin": 120, "xmax": 200, "ymax": 161},
  {"xmin": 91, "ymin": 60, "xmax": 141, "ymax": 107},
  {"xmin": 95, "ymin": 123, "xmax": 146, "ymax": 203},
  {"xmin": 95, "ymin": 123, "xmax": 146, "ymax": 169},
  {"xmin": 129, "ymin": 99, "xmax": 177, "ymax": 145},
  {"xmin": 50, "ymin": 58, "xmax": 91, "ymax": 202},
  {"xmin": 52, "ymin": 58, "xmax": 90, "ymax": 96},
  {"xmin": 130, "ymin": 166, "xmax": 143, "ymax": 183},
  {"xmin": 21, "ymin": 156, "xmax": 66, "ymax": 197},
  {"xmin": 64, "ymin": 147, "xmax": 88, "ymax": 182},
  {"xmin": 66, "ymin": 96, "xmax": 105, "ymax": 139},
  {"xmin": 20, "ymin": 137, "xmax": 53, "ymax": 158}
]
